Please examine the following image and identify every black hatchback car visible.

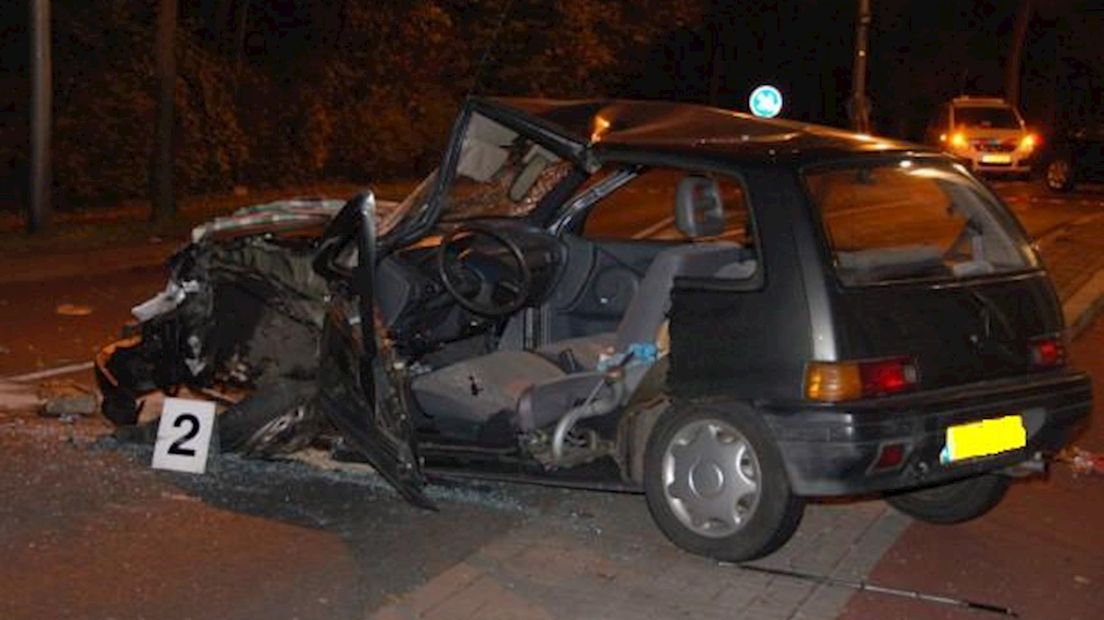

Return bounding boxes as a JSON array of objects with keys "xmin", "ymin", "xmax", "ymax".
[
  {"xmin": 1042, "ymin": 118, "xmax": 1104, "ymax": 191},
  {"xmin": 99, "ymin": 98, "xmax": 1092, "ymax": 561}
]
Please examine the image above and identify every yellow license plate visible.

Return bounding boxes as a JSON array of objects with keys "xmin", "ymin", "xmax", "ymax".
[
  {"xmin": 981, "ymin": 153, "xmax": 1012, "ymax": 164},
  {"xmin": 940, "ymin": 415, "xmax": 1026, "ymax": 464}
]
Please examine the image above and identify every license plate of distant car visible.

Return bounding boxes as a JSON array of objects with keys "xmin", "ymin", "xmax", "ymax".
[
  {"xmin": 981, "ymin": 154, "xmax": 1012, "ymax": 164},
  {"xmin": 941, "ymin": 415, "xmax": 1026, "ymax": 463}
]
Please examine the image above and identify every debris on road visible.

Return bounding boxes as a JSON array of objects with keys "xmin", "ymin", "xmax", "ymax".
[
  {"xmin": 38, "ymin": 380, "xmax": 98, "ymax": 418},
  {"xmin": 733, "ymin": 563, "xmax": 1020, "ymax": 618},
  {"xmin": 0, "ymin": 380, "xmax": 43, "ymax": 412},
  {"xmin": 159, "ymin": 490, "xmax": 201, "ymax": 503},
  {"xmin": 55, "ymin": 303, "xmax": 94, "ymax": 317},
  {"xmin": 1057, "ymin": 447, "xmax": 1104, "ymax": 476},
  {"xmin": 4, "ymin": 361, "xmax": 95, "ymax": 383}
]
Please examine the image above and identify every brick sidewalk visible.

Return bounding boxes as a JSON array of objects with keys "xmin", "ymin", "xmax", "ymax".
[{"xmin": 372, "ymin": 492, "xmax": 909, "ymax": 620}]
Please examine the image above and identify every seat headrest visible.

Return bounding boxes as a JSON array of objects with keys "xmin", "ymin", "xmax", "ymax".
[{"xmin": 675, "ymin": 175, "xmax": 725, "ymax": 238}]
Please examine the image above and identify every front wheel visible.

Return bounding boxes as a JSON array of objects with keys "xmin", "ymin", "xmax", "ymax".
[
  {"xmin": 643, "ymin": 403, "xmax": 804, "ymax": 561},
  {"xmin": 885, "ymin": 474, "xmax": 1010, "ymax": 524}
]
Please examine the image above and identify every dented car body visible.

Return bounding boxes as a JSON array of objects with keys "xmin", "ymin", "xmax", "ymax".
[{"xmin": 98, "ymin": 98, "xmax": 1092, "ymax": 560}]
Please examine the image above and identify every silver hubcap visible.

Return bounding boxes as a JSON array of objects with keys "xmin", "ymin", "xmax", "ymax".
[
  {"xmin": 1047, "ymin": 160, "xmax": 1070, "ymax": 188},
  {"xmin": 662, "ymin": 419, "xmax": 761, "ymax": 538}
]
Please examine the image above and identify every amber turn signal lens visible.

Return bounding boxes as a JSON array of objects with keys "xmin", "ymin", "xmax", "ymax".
[
  {"xmin": 805, "ymin": 357, "xmax": 918, "ymax": 402},
  {"xmin": 805, "ymin": 361, "xmax": 863, "ymax": 402}
]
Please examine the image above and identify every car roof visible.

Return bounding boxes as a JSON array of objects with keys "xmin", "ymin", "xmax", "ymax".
[{"xmin": 481, "ymin": 97, "xmax": 929, "ymax": 166}]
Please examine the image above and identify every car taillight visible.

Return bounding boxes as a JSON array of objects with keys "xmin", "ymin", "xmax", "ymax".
[
  {"xmin": 805, "ymin": 357, "xmax": 918, "ymax": 402},
  {"xmin": 950, "ymin": 132, "xmax": 968, "ymax": 148},
  {"xmin": 1029, "ymin": 336, "xmax": 1065, "ymax": 368},
  {"xmin": 1020, "ymin": 134, "xmax": 1038, "ymax": 151}
]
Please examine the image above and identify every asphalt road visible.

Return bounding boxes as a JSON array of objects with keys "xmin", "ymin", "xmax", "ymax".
[{"xmin": 1, "ymin": 180, "xmax": 1102, "ymax": 620}]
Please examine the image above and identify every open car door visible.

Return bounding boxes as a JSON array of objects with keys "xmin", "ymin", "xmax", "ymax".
[
  {"xmin": 313, "ymin": 193, "xmax": 435, "ymax": 509},
  {"xmin": 311, "ymin": 99, "xmax": 595, "ymax": 508}
]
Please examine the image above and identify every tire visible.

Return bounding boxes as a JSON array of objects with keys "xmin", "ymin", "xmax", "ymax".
[
  {"xmin": 218, "ymin": 379, "xmax": 316, "ymax": 454},
  {"xmin": 643, "ymin": 402, "xmax": 804, "ymax": 561},
  {"xmin": 1044, "ymin": 157, "xmax": 1075, "ymax": 192},
  {"xmin": 885, "ymin": 474, "xmax": 1010, "ymax": 524}
]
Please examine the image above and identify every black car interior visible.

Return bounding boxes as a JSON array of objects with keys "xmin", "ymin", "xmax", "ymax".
[{"xmin": 372, "ymin": 174, "xmax": 758, "ymax": 450}]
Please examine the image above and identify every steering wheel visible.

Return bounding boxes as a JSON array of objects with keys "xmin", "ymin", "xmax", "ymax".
[{"xmin": 436, "ymin": 223, "xmax": 533, "ymax": 317}]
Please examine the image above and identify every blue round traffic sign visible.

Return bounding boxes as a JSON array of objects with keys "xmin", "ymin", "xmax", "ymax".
[{"xmin": 749, "ymin": 85, "xmax": 783, "ymax": 118}]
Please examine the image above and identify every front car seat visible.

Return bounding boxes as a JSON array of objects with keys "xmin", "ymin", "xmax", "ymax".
[{"xmin": 410, "ymin": 174, "xmax": 754, "ymax": 437}]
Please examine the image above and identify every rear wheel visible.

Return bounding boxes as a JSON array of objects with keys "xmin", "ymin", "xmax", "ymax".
[
  {"xmin": 643, "ymin": 403, "xmax": 804, "ymax": 561},
  {"xmin": 885, "ymin": 474, "xmax": 1010, "ymax": 524}
]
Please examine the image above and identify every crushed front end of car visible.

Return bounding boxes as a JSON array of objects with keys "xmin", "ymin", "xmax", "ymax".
[{"xmin": 95, "ymin": 199, "xmax": 342, "ymax": 455}]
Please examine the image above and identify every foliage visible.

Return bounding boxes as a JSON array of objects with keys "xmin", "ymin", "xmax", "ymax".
[
  {"xmin": 2, "ymin": 0, "xmax": 714, "ymax": 211},
  {"xmin": 5, "ymin": 0, "xmax": 1093, "ymax": 213}
]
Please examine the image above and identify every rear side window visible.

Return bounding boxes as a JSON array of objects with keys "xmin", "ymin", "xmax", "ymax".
[
  {"xmin": 805, "ymin": 160, "xmax": 1035, "ymax": 285},
  {"xmin": 582, "ymin": 168, "xmax": 751, "ymax": 244}
]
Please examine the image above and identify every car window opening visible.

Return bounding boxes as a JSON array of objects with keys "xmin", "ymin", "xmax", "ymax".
[{"xmin": 805, "ymin": 161, "xmax": 1034, "ymax": 286}]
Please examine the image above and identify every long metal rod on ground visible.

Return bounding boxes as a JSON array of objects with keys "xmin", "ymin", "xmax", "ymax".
[
  {"xmin": 4, "ymin": 361, "xmax": 94, "ymax": 383},
  {"xmin": 733, "ymin": 563, "xmax": 1019, "ymax": 618}
]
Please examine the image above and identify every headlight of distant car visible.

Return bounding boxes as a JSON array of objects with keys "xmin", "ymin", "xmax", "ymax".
[{"xmin": 941, "ymin": 132, "xmax": 968, "ymax": 150}]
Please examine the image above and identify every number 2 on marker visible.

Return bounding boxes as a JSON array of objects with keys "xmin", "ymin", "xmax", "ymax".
[{"xmin": 168, "ymin": 413, "xmax": 200, "ymax": 457}]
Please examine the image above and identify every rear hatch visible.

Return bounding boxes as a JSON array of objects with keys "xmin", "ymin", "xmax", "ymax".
[
  {"xmin": 831, "ymin": 275, "xmax": 1060, "ymax": 390},
  {"xmin": 804, "ymin": 157, "xmax": 1062, "ymax": 391}
]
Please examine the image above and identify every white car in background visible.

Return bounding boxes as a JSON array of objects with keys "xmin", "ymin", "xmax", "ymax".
[{"xmin": 926, "ymin": 96, "xmax": 1037, "ymax": 177}]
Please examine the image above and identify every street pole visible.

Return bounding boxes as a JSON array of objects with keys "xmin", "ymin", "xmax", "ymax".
[
  {"xmin": 708, "ymin": 21, "xmax": 723, "ymax": 106},
  {"xmin": 1005, "ymin": 0, "xmax": 1032, "ymax": 109},
  {"xmin": 150, "ymin": 0, "xmax": 178, "ymax": 222},
  {"xmin": 29, "ymin": 0, "xmax": 51, "ymax": 233},
  {"xmin": 849, "ymin": 0, "xmax": 872, "ymax": 134}
]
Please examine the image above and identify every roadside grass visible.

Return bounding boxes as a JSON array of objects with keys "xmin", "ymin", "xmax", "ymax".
[{"xmin": 0, "ymin": 180, "xmax": 418, "ymax": 256}]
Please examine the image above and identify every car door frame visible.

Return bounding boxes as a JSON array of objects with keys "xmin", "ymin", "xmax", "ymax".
[{"xmin": 313, "ymin": 99, "xmax": 595, "ymax": 507}]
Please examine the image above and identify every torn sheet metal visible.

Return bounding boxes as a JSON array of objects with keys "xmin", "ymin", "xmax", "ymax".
[
  {"xmin": 96, "ymin": 198, "xmax": 342, "ymax": 452},
  {"xmin": 132, "ymin": 280, "xmax": 201, "ymax": 322},
  {"xmin": 190, "ymin": 199, "xmax": 344, "ymax": 242}
]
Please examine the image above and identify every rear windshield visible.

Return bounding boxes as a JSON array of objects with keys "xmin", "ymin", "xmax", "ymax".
[
  {"xmin": 953, "ymin": 106, "xmax": 1020, "ymax": 129},
  {"xmin": 805, "ymin": 160, "xmax": 1035, "ymax": 285}
]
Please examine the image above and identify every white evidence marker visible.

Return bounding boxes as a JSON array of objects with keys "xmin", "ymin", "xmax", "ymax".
[{"xmin": 151, "ymin": 397, "xmax": 217, "ymax": 474}]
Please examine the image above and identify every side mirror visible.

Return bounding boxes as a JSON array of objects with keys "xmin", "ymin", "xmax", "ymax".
[
  {"xmin": 675, "ymin": 175, "xmax": 725, "ymax": 238},
  {"xmin": 313, "ymin": 192, "xmax": 375, "ymax": 282}
]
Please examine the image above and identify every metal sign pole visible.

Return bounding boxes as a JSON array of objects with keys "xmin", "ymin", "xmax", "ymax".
[
  {"xmin": 849, "ymin": 0, "xmax": 872, "ymax": 134},
  {"xmin": 28, "ymin": 0, "xmax": 52, "ymax": 233}
]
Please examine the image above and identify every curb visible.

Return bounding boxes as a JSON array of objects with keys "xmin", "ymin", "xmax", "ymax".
[{"xmin": 1063, "ymin": 268, "xmax": 1104, "ymax": 340}]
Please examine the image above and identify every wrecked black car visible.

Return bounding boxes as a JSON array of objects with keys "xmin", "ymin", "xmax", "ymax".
[{"xmin": 98, "ymin": 98, "xmax": 1092, "ymax": 560}]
